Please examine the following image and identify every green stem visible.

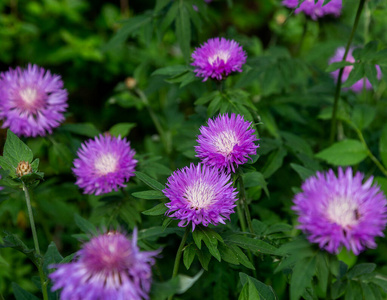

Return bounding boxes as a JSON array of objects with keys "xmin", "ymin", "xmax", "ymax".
[
  {"xmin": 168, "ymin": 227, "xmax": 190, "ymax": 300},
  {"xmin": 330, "ymin": 0, "xmax": 366, "ymax": 143},
  {"xmin": 238, "ymin": 176, "xmax": 254, "ymax": 234},
  {"xmin": 22, "ymin": 183, "xmax": 48, "ymax": 300},
  {"xmin": 347, "ymin": 122, "xmax": 387, "ymax": 177}
]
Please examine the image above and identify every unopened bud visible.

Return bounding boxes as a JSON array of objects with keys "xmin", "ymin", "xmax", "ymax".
[
  {"xmin": 125, "ymin": 77, "xmax": 137, "ymax": 89},
  {"xmin": 276, "ymin": 14, "xmax": 286, "ymax": 25},
  {"xmin": 16, "ymin": 161, "xmax": 32, "ymax": 177}
]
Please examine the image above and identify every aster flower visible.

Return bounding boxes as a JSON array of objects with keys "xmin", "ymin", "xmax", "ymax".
[
  {"xmin": 50, "ymin": 230, "xmax": 159, "ymax": 300},
  {"xmin": 282, "ymin": 0, "xmax": 342, "ymax": 20},
  {"xmin": 191, "ymin": 37, "xmax": 247, "ymax": 81},
  {"xmin": 329, "ymin": 47, "xmax": 382, "ymax": 93},
  {"xmin": 163, "ymin": 163, "xmax": 238, "ymax": 230},
  {"xmin": 0, "ymin": 64, "xmax": 68, "ymax": 137},
  {"xmin": 195, "ymin": 113, "xmax": 259, "ymax": 173},
  {"xmin": 293, "ymin": 168, "xmax": 387, "ymax": 255},
  {"xmin": 73, "ymin": 134, "xmax": 137, "ymax": 195}
]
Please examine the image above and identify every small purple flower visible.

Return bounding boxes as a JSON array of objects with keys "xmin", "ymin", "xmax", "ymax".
[
  {"xmin": 191, "ymin": 37, "xmax": 247, "ymax": 81},
  {"xmin": 73, "ymin": 134, "xmax": 137, "ymax": 196},
  {"xmin": 163, "ymin": 163, "xmax": 238, "ymax": 230},
  {"xmin": 282, "ymin": 0, "xmax": 342, "ymax": 20},
  {"xmin": 50, "ymin": 230, "xmax": 159, "ymax": 300},
  {"xmin": 293, "ymin": 168, "xmax": 387, "ymax": 255},
  {"xmin": 0, "ymin": 64, "xmax": 68, "ymax": 137},
  {"xmin": 195, "ymin": 113, "xmax": 259, "ymax": 173},
  {"xmin": 329, "ymin": 47, "xmax": 382, "ymax": 93}
]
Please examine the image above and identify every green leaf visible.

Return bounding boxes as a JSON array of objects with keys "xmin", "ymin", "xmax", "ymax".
[
  {"xmin": 281, "ymin": 131, "xmax": 313, "ymax": 156},
  {"xmin": 183, "ymin": 243, "xmax": 196, "ymax": 269},
  {"xmin": 194, "ymin": 91, "xmax": 221, "ymax": 106},
  {"xmin": 315, "ymin": 139, "xmax": 367, "ymax": 166},
  {"xmin": 4, "ymin": 130, "xmax": 33, "ymax": 168},
  {"xmin": 243, "ymin": 172, "xmax": 269, "ymax": 197},
  {"xmin": 337, "ymin": 248, "xmax": 357, "ymax": 269},
  {"xmin": 219, "ymin": 243, "xmax": 255, "ymax": 269},
  {"xmin": 132, "ymin": 190, "xmax": 166, "ymax": 199},
  {"xmin": 109, "ymin": 123, "xmax": 136, "ymax": 137},
  {"xmin": 142, "ymin": 203, "xmax": 168, "ymax": 216},
  {"xmin": 196, "ymin": 247, "xmax": 211, "ymax": 270},
  {"xmin": 290, "ymin": 163, "xmax": 315, "ymax": 181},
  {"xmin": 224, "ymin": 234, "xmax": 277, "ymax": 255},
  {"xmin": 160, "ymin": 1, "xmax": 178, "ymax": 33},
  {"xmin": 12, "ymin": 282, "xmax": 40, "ymax": 300},
  {"xmin": 239, "ymin": 273, "xmax": 277, "ymax": 300},
  {"xmin": 61, "ymin": 123, "xmax": 100, "ymax": 137},
  {"xmin": 43, "ymin": 242, "xmax": 63, "ymax": 275},
  {"xmin": 364, "ymin": 64, "xmax": 379, "ymax": 90},
  {"xmin": 325, "ymin": 61, "xmax": 353, "ymax": 72},
  {"xmin": 135, "ymin": 171, "xmax": 165, "ymax": 191},
  {"xmin": 0, "ymin": 156, "xmax": 16, "ymax": 176},
  {"xmin": 192, "ymin": 226, "xmax": 223, "ymax": 261},
  {"xmin": 74, "ymin": 213, "xmax": 98, "ymax": 235},
  {"xmin": 175, "ymin": 0, "xmax": 191, "ymax": 63},
  {"xmin": 342, "ymin": 64, "xmax": 365, "ymax": 88},
  {"xmin": 261, "ymin": 147, "xmax": 287, "ymax": 178},
  {"xmin": 351, "ymin": 104, "xmax": 376, "ymax": 131},
  {"xmin": 152, "ymin": 65, "xmax": 190, "ymax": 76},
  {"xmin": 316, "ymin": 253, "xmax": 329, "ymax": 298},
  {"xmin": 346, "ymin": 263, "xmax": 376, "ymax": 279},
  {"xmin": 104, "ymin": 14, "xmax": 152, "ymax": 50},
  {"xmin": 239, "ymin": 279, "xmax": 261, "ymax": 300},
  {"xmin": 154, "ymin": 0, "xmax": 171, "ymax": 12},
  {"xmin": 138, "ymin": 226, "xmax": 184, "ymax": 241},
  {"xmin": 0, "ymin": 232, "xmax": 37, "ymax": 266},
  {"xmin": 380, "ymin": 123, "xmax": 387, "ymax": 169},
  {"xmin": 290, "ymin": 256, "xmax": 317, "ymax": 300}
]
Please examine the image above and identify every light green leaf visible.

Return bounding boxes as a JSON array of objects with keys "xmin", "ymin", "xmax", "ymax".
[
  {"xmin": 4, "ymin": 130, "xmax": 33, "ymax": 168},
  {"xmin": 315, "ymin": 139, "xmax": 367, "ymax": 166},
  {"xmin": 142, "ymin": 203, "xmax": 168, "ymax": 216},
  {"xmin": 109, "ymin": 123, "xmax": 136, "ymax": 137}
]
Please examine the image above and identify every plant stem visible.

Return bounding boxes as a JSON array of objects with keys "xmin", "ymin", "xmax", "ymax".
[
  {"xmin": 238, "ymin": 176, "xmax": 254, "ymax": 234},
  {"xmin": 22, "ymin": 182, "xmax": 48, "ymax": 300},
  {"xmin": 168, "ymin": 227, "xmax": 190, "ymax": 300},
  {"xmin": 330, "ymin": 0, "xmax": 366, "ymax": 143},
  {"xmin": 346, "ymin": 122, "xmax": 387, "ymax": 177}
]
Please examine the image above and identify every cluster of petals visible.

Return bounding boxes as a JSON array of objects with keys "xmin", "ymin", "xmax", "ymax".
[
  {"xmin": 329, "ymin": 47, "xmax": 382, "ymax": 93},
  {"xmin": 293, "ymin": 168, "xmax": 387, "ymax": 255},
  {"xmin": 191, "ymin": 37, "xmax": 247, "ymax": 81},
  {"xmin": 195, "ymin": 113, "xmax": 259, "ymax": 173},
  {"xmin": 73, "ymin": 134, "xmax": 137, "ymax": 195},
  {"xmin": 0, "ymin": 64, "xmax": 68, "ymax": 137},
  {"xmin": 50, "ymin": 230, "xmax": 159, "ymax": 300},
  {"xmin": 163, "ymin": 163, "xmax": 238, "ymax": 231},
  {"xmin": 282, "ymin": 0, "xmax": 342, "ymax": 20}
]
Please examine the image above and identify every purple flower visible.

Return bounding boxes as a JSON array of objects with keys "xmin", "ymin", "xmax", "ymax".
[
  {"xmin": 50, "ymin": 230, "xmax": 159, "ymax": 300},
  {"xmin": 195, "ymin": 113, "xmax": 259, "ymax": 173},
  {"xmin": 191, "ymin": 37, "xmax": 247, "ymax": 81},
  {"xmin": 293, "ymin": 168, "xmax": 387, "ymax": 255},
  {"xmin": 0, "ymin": 64, "xmax": 68, "ymax": 137},
  {"xmin": 329, "ymin": 47, "xmax": 382, "ymax": 93},
  {"xmin": 163, "ymin": 163, "xmax": 238, "ymax": 230},
  {"xmin": 282, "ymin": 0, "xmax": 342, "ymax": 20},
  {"xmin": 73, "ymin": 134, "xmax": 137, "ymax": 196}
]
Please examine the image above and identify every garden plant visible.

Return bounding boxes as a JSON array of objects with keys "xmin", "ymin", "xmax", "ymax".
[{"xmin": 1, "ymin": 0, "xmax": 387, "ymax": 299}]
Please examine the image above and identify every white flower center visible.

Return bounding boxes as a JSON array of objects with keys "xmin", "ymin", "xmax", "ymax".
[
  {"xmin": 326, "ymin": 197, "xmax": 359, "ymax": 228},
  {"xmin": 94, "ymin": 153, "xmax": 118, "ymax": 175},
  {"xmin": 19, "ymin": 88, "xmax": 38, "ymax": 106},
  {"xmin": 213, "ymin": 130, "xmax": 238, "ymax": 156},
  {"xmin": 208, "ymin": 51, "xmax": 230, "ymax": 65},
  {"xmin": 184, "ymin": 180, "xmax": 215, "ymax": 209}
]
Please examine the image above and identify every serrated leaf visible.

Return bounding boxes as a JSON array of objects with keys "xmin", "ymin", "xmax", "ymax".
[
  {"xmin": 240, "ymin": 273, "xmax": 277, "ymax": 300},
  {"xmin": 315, "ymin": 139, "xmax": 367, "ymax": 166},
  {"xmin": 0, "ymin": 156, "xmax": 15, "ymax": 176},
  {"xmin": 74, "ymin": 213, "xmax": 97, "ymax": 235},
  {"xmin": 142, "ymin": 203, "xmax": 168, "ymax": 216},
  {"xmin": 135, "ymin": 171, "xmax": 165, "ymax": 191},
  {"xmin": 224, "ymin": 234, "xmax": 277, "ymax": 255},
  {"xmin": 132, "ymin": 190, "xmax": 166, "ymax": 199},
  {"xmin": 290, "ymin": 256, "xmax": 317, "ymax": 300},
  {"xmin": 109, "ymin": 123, "xmax": 136, "ymax": 137},
  {"xmin": 4, "ymin": 130, "xmax": 33, "ymax": 168}
]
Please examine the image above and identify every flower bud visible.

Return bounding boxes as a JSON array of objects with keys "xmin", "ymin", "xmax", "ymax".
[{"xmin": 16, "ymin": 161, "xmax": 32, "ymax": 177}]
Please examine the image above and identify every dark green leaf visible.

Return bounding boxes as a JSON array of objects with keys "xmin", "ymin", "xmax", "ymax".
[
  {"xmin": 152, "ymin": 65, "xmax": 190, "ymax": 76},
  {"xmin": 240, "ymin": 273, "xmax": 277, "ymax": 300},
  {"xmin": 43, "ymin": 242, "xmax": 63, "ymax": 275},
  {"xmin": 239, "ymin": 279, "xmax": 261, "ymax": 300},
  {"xmin": 192, "ymin": 226, "xmax": 223, "ymax": 261},
  {"xmin": 224, "ymin": 234, "xmax": 277, "ymax": 255},
  {"xmin": 315, "ymin": 139, "xmax": 367, "ymax": 166},
  {"xmin": 74, "ymin": 213, "xmax": 97, "ymax": 235},
  {"xmin": 183, "ymin": 243, "xmax": 196, "ymax": 269},
  {"xmin": 175, "ymin": 1, "xmax": 191, "ymax": 63},
  {"xmin": 138, "ymin": 226, "xmax": 184, "ymax": 241},
  {"xmin": 351, "ymin": 104, "xmax": 376, "ymax": 131},
  {"xmin": 61, "ymin": 123, "xmax": 100, "ymax": 137},
  {"xmin": 364, "ymin": 64, "xmax": 379, "ymax": 90},
  {"xmin": 132, "ymin": 190, "xmax": 166, "ymax": 199},
  {"xmin": 380, "ymin": 123, "xmax": 387, "ymax": 169},
  {"xmin": 342, "ymin": 64, "xmax": 365, "ymax": 88},
  {"xmin": 135, "ymin": 171, "xmax": 165, "ymax": 191},
  {"xmin": 346, "ymin": 263, "xmax": 376, "ymax": 279},
  {"xmin": 142, "ymin": 203, "xmax": 168, "ymax": 216},
  {"xmin": 12, "ymin": 282, "xmax": 40, "ymax": 300},
  {"xmin": 290, "ymin": 256, "xmax": 317, "ymax": 300},
  {"xmin": 290, "ymin": 163, "xmax": 315, "ymax": 181},
  {"xmin": 160, "ymin": 1, "xmax": 178, "ymax": 33},
  {"xmin": 154, "ymin": 0, "xmax": 171, "ymax": 12},
  {"xmin": 262, "ymin": 147, "xmax": 287, "ymax": 178},
  {"xmin": 194, "ymin": 91, "xmax": 221, "ymax": 106},
  {"xmin": 0, "ymin": 232, "xmax": 37, "ymax": 266},
  {"xmin": 325, "ymin": 61, "xmax": 353, "ymax": 72},
  {"xmin": 243, "ymin": 172, "xmax": 269, "ymax": 197}
]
